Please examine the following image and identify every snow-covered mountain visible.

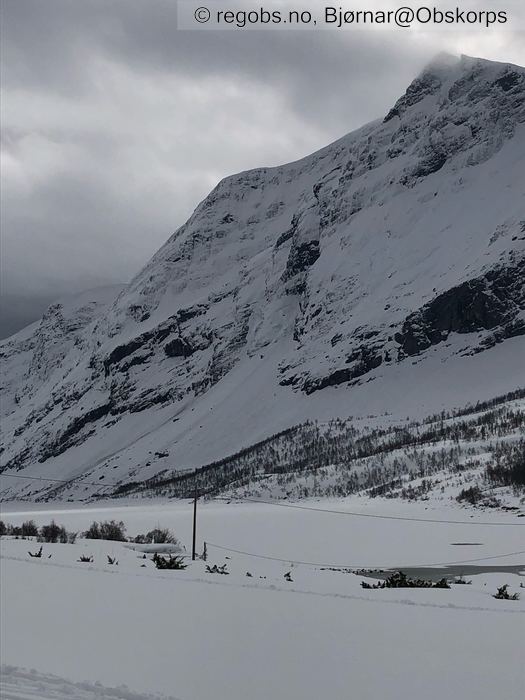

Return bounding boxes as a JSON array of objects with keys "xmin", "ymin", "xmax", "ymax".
[{"xmin": 1, "ymin": 53, "xmax": 524, "ymax": 500}]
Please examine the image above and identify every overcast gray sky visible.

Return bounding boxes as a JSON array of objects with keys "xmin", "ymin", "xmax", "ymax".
[{"xmin": 1, "ymin": 0, "xmax": 524, "ymax": 337}]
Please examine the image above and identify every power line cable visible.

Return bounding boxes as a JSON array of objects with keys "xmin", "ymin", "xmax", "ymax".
[
  {"xmin": 1, "ymin": 473, "xmax": 114, "ymax": 489},
  {"xmin": 2, "ymin": 474, "xmax": 524, "ymax": 526},
  {"xmin": 206, "ymin": 541, "xmax": 525, "ymax": 570},
  {"xmin": 220, "ymin": 496, "xmax": 525, "ymax": 526},
  {"xmin": 0, "ymin": 467, "xmax": 199, "ymax": 492}
]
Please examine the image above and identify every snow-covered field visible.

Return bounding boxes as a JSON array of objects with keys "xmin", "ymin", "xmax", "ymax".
[{"xmin": 1, "ymin": 498, "xmax": 524, "ymax": 699}]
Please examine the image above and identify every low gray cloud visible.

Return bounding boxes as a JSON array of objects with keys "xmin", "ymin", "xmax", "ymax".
[{"xmin": 1, "ymin": 0, "xmax": 524, "ymax": 336}]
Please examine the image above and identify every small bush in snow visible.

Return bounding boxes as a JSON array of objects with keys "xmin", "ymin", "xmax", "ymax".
[
  {"xmin": 361, "ymin": 571, "xmax": 450, "ymax": 589},
  {"xmin": 39, "ymin": 522, "xmax": 76, "ymax": 544},
  {"xmin": 493, "ymin": 584, "xmax": 520, "ymax": 600},
  {"xmin": 133, "ymin": 527, "xmax": 178, "ymax": 545},
  {"xmin": 77, "ymin": 555, "xmax": 94, "ymax": 563},
  {"xmin": 66, "ymin": 530, "xmax": 78, "ymax": 544},
  {"xmin": 40, "ymin": 520, "xmax": 62, "ymax": 543},
  {"xmin": 1, "ymin": 520, "xmax": 74, "ymax": 542},
  {"xmin": 205, "ymin": 564, "xmax": 229, "ymax": 575},
  {"xmin": 84, "ymin": 522, "xmax": 101, "ymax": 539},
  {"xmin": 84, "ymin": 520, "xmax": 127, "ymax": 541},
  {"xmin": 485, "ymin": 442, "xmax": 525, "ymax": 490},
  {"xmin": 456, "ymin": 485, "xmax": 483, "ymax": 505},
  {"xmin": 152, "ymin": 554, "xmax": 187, "ymax": 570},
  {"xmin": 1, "ymin": 522, "xmax": 25, "ymax": 537},
  {"xmin": 21, "ymin": 520, "xmax": 39, "ymax": 538}
]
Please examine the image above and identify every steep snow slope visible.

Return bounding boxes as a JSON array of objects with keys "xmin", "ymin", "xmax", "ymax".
[
  {"xmin": 1, "ymin": 54, "xmax": 524, "ymax": 499},
  {"xmin": 1, "ymin": 286, "xmax": 124, "ymax": 415}
]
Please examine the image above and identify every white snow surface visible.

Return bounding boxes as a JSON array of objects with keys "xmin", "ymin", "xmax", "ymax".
[
  {"xmin": 1, "ymin": 54, "xmax": 524, "ymax": 499},
  {"xmin": 1, "ymin": 498, "xmax": 524, "ymax": 699}
]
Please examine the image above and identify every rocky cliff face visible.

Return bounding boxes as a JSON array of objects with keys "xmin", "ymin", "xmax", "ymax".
[
  {"xmin": 1, "ymin": 54, "xmax": 524, "ymax": 499},
  {"xmin": 395, "ymin": 254, "xmax": 525, "ymax": 358}
]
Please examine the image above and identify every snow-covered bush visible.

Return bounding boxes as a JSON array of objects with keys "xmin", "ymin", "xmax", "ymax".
[
  {"xmin": 152, "ymin": 553, "xmax": 187, "ymax": 570},
  {"xmin": 361, "ymin": 571, "xmax": 450, "ymax": 589},
  {"xmin": 205, "ymin": 564, "xmax": 229, "ymax": 575},
  {"xmin": 493, "ymin": 584, "xmax": 520, "ymax": 600}
]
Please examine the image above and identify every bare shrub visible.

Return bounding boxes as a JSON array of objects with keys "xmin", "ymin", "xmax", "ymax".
[
  {"xmin": 133, "ymin": 528, "xmax": 178, "ymax": 545},
  {"xmin": 84, "ymin": 520, "xmax": 127, "ymax": 541},
  {"xmin": 361, "ymin": 571, "xmax": 450, "ymax": 589},
  {"xmin": 40, "ymin": 520, "xmax": 62, "ymax": 543},
  {"xmin": 456, "ymin": 485, "xmax": 483, "ymax": 505},
  {"xmin": 21, "ymin": 520, "xmax": 39, "ymax": 537}
]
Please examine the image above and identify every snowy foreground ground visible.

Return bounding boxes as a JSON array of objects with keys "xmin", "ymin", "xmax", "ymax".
[{"xmin": 1, "ymin": 498, "xmax": 524, "ymax": 700}]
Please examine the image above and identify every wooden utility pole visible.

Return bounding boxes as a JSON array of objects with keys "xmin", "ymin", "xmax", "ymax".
[{"xmin": 192, "ymin": 484, "xmax": 198, "ymax": 561}]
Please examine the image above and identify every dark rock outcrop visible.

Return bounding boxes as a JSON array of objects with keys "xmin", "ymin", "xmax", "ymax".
[
  {"xmin": 39, "ymin": 401, "xmax": 114, "ymax": 462},
  {"xmin": 164, "ymin": 338, "xmax": 195, "ymax": 358},
  {"xmin": 494, "ymin": 70, "xmax": 523, "ymax": 92},
  {"xmin": 285, "ymin": 241, "xmax": 320, "ymax": 278},
  {"xmin": 395, "ymin": 257, "xmax": 525, "ymax": 357},
  {"xmin": 303, "ymin": 347, "xmax": 383, "ymax": 394},
  {"xmin": 384, "ymin": 69, "xmax": 442, "ymax": 122}
]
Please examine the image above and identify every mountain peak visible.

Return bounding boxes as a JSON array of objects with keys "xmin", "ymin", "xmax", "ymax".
[
  {"xmin": 422, "ymin": 52, "xmax": 519, "ymax": 75},
  {"xmin": 383, "ymin": 51, "xmax": 524, "ymax": 123},
  {"xmin": 422, "ymin": 51, "xmax": 459, "ymax": 71},
  {"xmin": 1, "ymin": 55, "xmax": 524, "ymax": 500}
]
